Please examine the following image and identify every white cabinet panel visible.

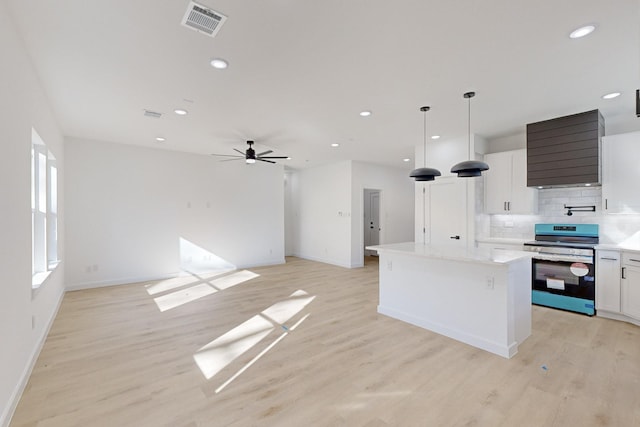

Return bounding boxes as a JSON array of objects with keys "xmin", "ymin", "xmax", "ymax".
[
  {"xmin": 484, "ymin": 150, "xmax": 537, "ymax": 214},
  {"xmin": 621, "ymin": 253, "xmax": 640, "ymax": 320},
  {"xmin": 602, "ymin": 131, "xmax": 640, "ymax": 214},
  {"xmin": 596, "ymin": 250, "xmax": 621, "ymax": 312}
]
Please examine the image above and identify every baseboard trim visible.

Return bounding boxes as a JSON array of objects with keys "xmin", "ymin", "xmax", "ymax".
[{"xmin": 65, "ymin": 273, "xmax": 180, "ymax": 291}]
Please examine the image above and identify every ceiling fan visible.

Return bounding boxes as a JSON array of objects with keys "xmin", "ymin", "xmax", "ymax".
[{"xmin": 210, "ymin": 140, "xmax": 288, "ymax": 164}]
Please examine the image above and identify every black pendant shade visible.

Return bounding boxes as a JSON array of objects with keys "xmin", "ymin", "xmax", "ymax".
[
  {"xmin": 410, "ymin": 167, "xmax": 441, "ymax": 181},
  {"xmin": 410, "ymin": 106, "xmax": 441, "ymax": 182},
  {"xmin": 451, "ymin": 91, "xmax": 490, "ymax": 177},
  {"xmin": 450, "ymin": 160, "xmax": 489, "ymax": 177}
]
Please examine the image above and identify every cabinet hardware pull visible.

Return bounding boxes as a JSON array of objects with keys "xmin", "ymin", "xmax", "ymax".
[
  {"xmin": 507, "ymin": 201, "xmax": 511, "ymax": 211},
  {"xmin": 503, "ymin": 201, "xmax": 507, "ymax": 211},
  {"xmin": 450, "ymin": 235, "xmax": 461, "ymax": 240},
  {"xmin": 629, "ymin": 258, "xmax": 640, "ymax": 263},
  {"xmin": 622, "ymin": 267, "xmax": 626, "ymax": 279},
  {"xmin": 605, "ymin": 199, "xmax": 608, "ymax": 210},
  {"xmin": 600, "ymin": 257, "xmax": 618, "ymax": 261}
]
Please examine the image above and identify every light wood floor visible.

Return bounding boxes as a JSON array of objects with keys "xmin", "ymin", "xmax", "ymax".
[{"xmin": 11, "ymin": 256, "xmax": 640, "ymax": 427}]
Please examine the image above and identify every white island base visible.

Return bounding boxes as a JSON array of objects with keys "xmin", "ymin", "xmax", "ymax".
[{"xmin": 368, "ymin": 243, "xmax": 532, "ymax": 359}]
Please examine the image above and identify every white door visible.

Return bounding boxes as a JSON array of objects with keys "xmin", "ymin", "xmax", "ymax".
[
  {"xmin": 364, "ymin": 189, "xmax": 381, "ymax": 255},
  {"xmin": 427, "ymin": 178, "xmax": 467, "ymax": 247}
]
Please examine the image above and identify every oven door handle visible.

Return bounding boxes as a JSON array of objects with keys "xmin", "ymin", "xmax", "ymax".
[{"xmin": 533, "ymin": 254, "xmax": 594, "ymax": 263}]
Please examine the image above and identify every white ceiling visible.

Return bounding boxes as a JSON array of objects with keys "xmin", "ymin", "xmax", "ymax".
[{"xmin": 6, "ymin": 0, "xmax": 640, "ymax": 170}]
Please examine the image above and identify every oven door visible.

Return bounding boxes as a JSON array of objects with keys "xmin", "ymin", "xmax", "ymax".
[{"xmin": 531, "ymin": 257, "xmax": 595, "ymax": 300}]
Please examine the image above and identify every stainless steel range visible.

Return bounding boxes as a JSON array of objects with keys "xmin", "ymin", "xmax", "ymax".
[{"xmin": 523, "ymin": 224, "xmax": 599, "ymax": 316}]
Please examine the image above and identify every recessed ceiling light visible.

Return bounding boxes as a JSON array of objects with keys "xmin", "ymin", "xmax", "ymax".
[
  {"xmin": 602, "ymin": 92, "xmax": 621, "ymax": 99},
  {"xmin": 403, "ymin": 158, "xmax": 411, "ymax": 162},
  {"xmin": 174, "ymin": 109, "xmax": 188, "ymax": 115},
  {"xmin": 210, "ymin": 58, "xmax": 228, "ymax": 69},
  {"xmin": 359, "ymin": 111, "xmax": 372, "ymax": 117},
  {"xmin": 569, "ymin": 25, "xmax": 596, "ymax": 39},
  {"xmin": 585, "ymin": 183, "xmax": 592, "ymax": 187},
  {"xmin": 331, "ymin": 143, "xmax": 339, "ymax": 147},
  {"xmin": 155, "ymin": 137, "xmax": 166, "ymax": 142},
  {"xmin": 431, "ymin": 135, "xmax": 441, "ymax": 140}
]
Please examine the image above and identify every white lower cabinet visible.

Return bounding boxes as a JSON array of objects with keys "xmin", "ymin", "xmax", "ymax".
[
  {"xmin": 596, "ymin": 250, "xmax": 621, "ymax": 312},
  {"xmin": 621, "ymin": 253, "xmax": 640, "ymax": 321}
]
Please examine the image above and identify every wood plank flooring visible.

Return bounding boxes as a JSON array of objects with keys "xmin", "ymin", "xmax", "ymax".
[{"xmin": 10, "ymin": 256, "xmax": 640, "ymax": 426}]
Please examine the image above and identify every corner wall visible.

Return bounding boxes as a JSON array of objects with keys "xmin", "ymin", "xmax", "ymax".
[
  {"xmin": 65, "ymin": 138, "xmax": 285, "ymax": 289},
  {"xmin": 0, "ymin": 5, "xmax": 66, "ymax": 425}
]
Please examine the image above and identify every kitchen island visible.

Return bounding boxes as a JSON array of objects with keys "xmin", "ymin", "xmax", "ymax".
[{"xmin": 367, "ymin": 242, "xmax": 533, "ymax": 358}]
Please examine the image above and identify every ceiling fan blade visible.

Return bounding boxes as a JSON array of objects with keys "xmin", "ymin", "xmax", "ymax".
[
  {"xmin": 257, "ymin": 158, "xmax": 276, "ymax": 164},
  {"xmin": 233, "ymin": 148, "xmax": 246, "ymax": 156},
  {"xmin": 210, "ymin": 153, "xmax": 244, "ymax": 158},
  {"xmin": 220, "ymin": 158, "xmax": 244, "ymax": 162},
  {"xmin": 257, "ymin": 150, "xmax": 273, "ymax": 156},
  {"xmin": 258, "ymin": 156, "xmax": 288, "ymax": 159}
]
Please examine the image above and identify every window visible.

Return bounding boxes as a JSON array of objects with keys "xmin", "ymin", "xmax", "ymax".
[{"xmin": 31, "ymin": 128, "xmax": 58, "ymax": 288}]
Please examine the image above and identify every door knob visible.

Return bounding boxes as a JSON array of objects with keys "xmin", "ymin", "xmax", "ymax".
[{"xmin": 450, "ymin": 235, "xmax": 460, "ymax": 240}]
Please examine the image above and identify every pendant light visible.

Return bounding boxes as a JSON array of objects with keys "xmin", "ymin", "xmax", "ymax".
[
  {"xmin": 451, "ymin": 91, "xmax": 489, "ymax": 177},
  {"xmin": 409, "ymin": 106, "xmax": 441, "ymax": 181}
]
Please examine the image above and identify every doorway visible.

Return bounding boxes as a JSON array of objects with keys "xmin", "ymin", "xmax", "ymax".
[{"xmin": 364, "ymin": 189, "xmax": 381, "ymax": 256}]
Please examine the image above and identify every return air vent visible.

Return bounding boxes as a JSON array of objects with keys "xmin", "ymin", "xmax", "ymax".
[
  {"xmin": 144, "ymin": 110, "xmax": 162, "ymax": 119},
  {"xmin": 181, "ymin": 1, "xmax": 227, "ymax": 38}
]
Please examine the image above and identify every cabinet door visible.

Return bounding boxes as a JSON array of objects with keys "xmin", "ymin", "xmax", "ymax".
[
  {"xmin": 596, "ymin": 250, "xmax": 621, "ymax": 312},
  {"xmin": 621, "ymin": 265, "xmax": 640, "ymax": 320},
  {"xmin": 484, "ymin": 151, "xmax": 512, "ymax": 213},
  {"xmin": 602, "ymin": 132, "xmax": 640, "ymax": 214},
  {"xmin": 508, "ymin": 150, "xmax": 538, "ymax": 214}
]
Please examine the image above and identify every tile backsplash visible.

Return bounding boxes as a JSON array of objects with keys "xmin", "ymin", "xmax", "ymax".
[{"xmin": 488, "ymin": 187, "xmax": 640, "ymax": 245}]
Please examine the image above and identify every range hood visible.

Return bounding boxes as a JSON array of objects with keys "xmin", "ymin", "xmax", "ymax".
[{"xmin": 527, "ymin": 110, "xmax": 604, "ymax": 188}]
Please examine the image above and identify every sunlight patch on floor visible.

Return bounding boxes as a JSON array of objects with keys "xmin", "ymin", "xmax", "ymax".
[
  {"xmin": 194, "ymin": 315, "xmax": 275, "ymax": 379},
  {"xmin": 194, "ymin": 290, "xmax": 315, "ymax": 382},
  {"xmin": 215, "ymin": 313, "xmax": 311, "ymax": 394},
  {"xmin": 150, "ymin": 270, "xmax": 259, "ymax": 311},
  {"xmin": 145, "ymin": 270, "xmax": 232, "ymax": 296},
  {"xmin": 153, "ymin": 283, "xmax": 218, "ymax": 312},
  {"xmin": 211, "ymin": 270, "xmax": 259, "ymax": 290}
]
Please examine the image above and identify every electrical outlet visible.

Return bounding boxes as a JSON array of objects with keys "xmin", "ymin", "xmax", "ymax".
[
  {"xmin": 387, "ymin": 261, "xmax": 393, "ymax": 271},
  {"xmin": 486, "ymin": 277, "xmax": 494, "ymax": 290}
]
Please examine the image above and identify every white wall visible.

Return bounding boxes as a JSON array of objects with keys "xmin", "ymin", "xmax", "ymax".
[
  {"xmin": 351, "ymin": 162, "xmax": 414, "ymax": 267},
  {"xmin": 284, "ymin": 170, "xmax": 295, "ymax": 256},
  {"xmin": 290, "ymin": 161, "xmax": 352, "ymax": 267},
  {"xmin": 0, "ymin": 5, "xmax": 66, "ymax": 425},
  {"xmin": 65, "ymin": 139, "xmax": 285, "ymax": 289}
]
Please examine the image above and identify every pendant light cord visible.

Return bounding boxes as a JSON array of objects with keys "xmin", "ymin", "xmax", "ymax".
[
  {"xmin": 467, "ymin": 95, "xmax": 471, "ymax": 159},
  {"xmin": 423, "ymin": 109, "xmax": 427, "ymax": 167}
]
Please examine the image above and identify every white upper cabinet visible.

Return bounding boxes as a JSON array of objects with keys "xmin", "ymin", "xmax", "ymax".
[
  {"xmin": 484, "ymin": 149, "xmax": 537, "ymax": 214},
  {"xmin": 602, "ymin": 131, "xmax": 640, "ymax": 214}
]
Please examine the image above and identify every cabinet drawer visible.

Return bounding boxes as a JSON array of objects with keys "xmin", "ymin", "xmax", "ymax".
[{"xmin": 622, "ymin": 252, "xmax": 640, "ymax": 265}]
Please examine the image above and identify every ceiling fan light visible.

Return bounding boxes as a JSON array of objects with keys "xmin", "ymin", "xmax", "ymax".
[{"xmin": 246, "ymin": 158, "xmax": 256, "ymax": 164}]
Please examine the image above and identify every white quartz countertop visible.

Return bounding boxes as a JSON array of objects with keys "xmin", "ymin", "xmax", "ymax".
[
  {"xmin": 475, "ymin": 237, "xmax": 530, "ymax": 245},
  {"xmin": 597, "ymin": 243, "xmax": 640, "ymax": 254},
  {"xmin": 366, "ymin": 242, "xmax": 534, "ymax": 266}
]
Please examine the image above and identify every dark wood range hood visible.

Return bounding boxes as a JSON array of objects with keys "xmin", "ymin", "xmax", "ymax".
[{"xmin": 527, "ymin": 110, "xmax": 604, "ymax": 188}]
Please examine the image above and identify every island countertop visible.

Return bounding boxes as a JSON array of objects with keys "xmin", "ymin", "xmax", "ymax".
[{"xmin": 366, "ymin": 242, "xmax": 534, "ymax": 266}]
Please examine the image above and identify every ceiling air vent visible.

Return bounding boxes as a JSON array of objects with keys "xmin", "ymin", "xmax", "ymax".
[
  {"xmin": 144, "ymin": 110, "xmax": 162, "ymax": 119},
  {"xmin": 181, "ymin": 1, "xmax": 227, "ymax": 38}
]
